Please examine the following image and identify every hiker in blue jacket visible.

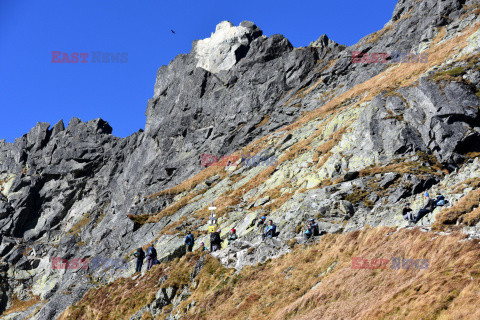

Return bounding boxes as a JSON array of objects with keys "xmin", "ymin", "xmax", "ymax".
[
  {"xmin": 262, "ymin": 220, "xmax": 276, "ymax": 241},
  {"xmin": 185, "ymin": 231, "xmax": 195, "ymax": 252}
]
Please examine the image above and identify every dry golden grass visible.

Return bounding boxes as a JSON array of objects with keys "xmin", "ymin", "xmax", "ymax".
[
  {"xmin": 58, "ymin": 251, "xmax": 214, "ymax": 320},
  {"xmin": 366, "ymin": 25, "xmax": 394, "ymax": 44},
  {"xmin": 182, "ymin": 227, "xmax": 480, "ymax": 320},
  {"xmin": 264, "ymin": 190, "xmax": 295, "ymax": 213},
  {"xmin": 141, "ymin": 312, "xmax": 154, "ymax": 320},
  {"xmin": 67, "ymin": 213, "xmax": 91, "ymax": 236},
  {"xmin": 146, "ymin": 164, "xmax": 226, "ymax": 199},
  {"xmin": 452, "ymin": 177, "xmax": 480, "ymax": 194},
  {"xmin": 57, "ymin": 227, "xmax": 480, "ymax": 320},
  {"xmin": 256, "ymin": 115, "xmax": 270, "ymax": 128},
  {"xmin": 434, "ymin": 187, "xmax": 480, "ymax": 227},
  {"xmin": 213, "ymin": 164, "xmax": 278, "ymax": 217},
  {"xmin": 2, "ymin": 295, "xmax": 41, "ymax": 316},
  {"xmin": 359, "ymin": 155, "xmax": 444, "ymax": 179},
  {"xmin": 139, "ymin": 18, "xmax": 475, "ymax": 235},
  {"xmin": 59, "ymin": 259, "xmax": 178, "ymax": 320},
  {"xmin": 158, "ymin": 216, "xmax": 189, "ymax": 236},
  {"xmin": 313, "ymin": 126, "xmax": 350, "ymax": 169},
  {"xmin": 462, "ymin": 206, "xmax": 480, "ymax": 227},
  {"xmin": 148, "ymin": 189, "xmax": 207, "ymax": 223},
  {"xmin": 280, "ymin": 21, "xmax": 479, "ymax": 133}
]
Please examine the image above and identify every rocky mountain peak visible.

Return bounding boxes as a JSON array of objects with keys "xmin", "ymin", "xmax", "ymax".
[{"xmin": 193, "ymin": 20, "xmax": 263, "ymax": 74}]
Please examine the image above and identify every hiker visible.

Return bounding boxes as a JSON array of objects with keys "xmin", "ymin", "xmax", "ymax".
[
  {"xmin": 309, "ymin": 218, "xmax": 320, "ymax": 236},
  {"xmin": 304, "ymin": 219, "xmax": 320, "ymax": 239},
  {"xmin": 185, "ymin": 231, "xmax": 195, "ymax": 253},
  {"xmin": 262, "ymin": 220, "xmax": 276, "ymax": 241},
  {"xmin": 199, "ymin": 242, "xmax": 208, "ymax": 251},
  {"xmin": 133, "ymin": 247, "xmax": 145, "ymax": 273},
  {"xmin": 402, "ymin": 204, "xmax": 414, "ymax": 222},
  {"xmin": 305, "ymin": 224, "xmax": 313, "ymax": 239},
  {"xmin": 227, "ymin": 228, "xmax": 238, "ymax": 245},
  {"xmin": 413, "ymin": 193, "xmax": 436, "ymax": 224},
  {"xmin": 210, "ymin": 229, "xmax": 222, "ymax": 252},
  {"xmin": 249, "ymin": 215, "xmax": 265, "ymax": 229},
  {"xmin": 146, "ymin": 244, "xmax": 157, "ymax": 270},
  {"xmin": 257, "ymin": 216, "xmax": 266, "ymax": 228}
]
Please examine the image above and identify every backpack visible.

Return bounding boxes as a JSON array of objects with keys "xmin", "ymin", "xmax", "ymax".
[
  {"xmin": 186, "ymin": 234, "xmax": 194, "ymax": 246},
  {"xmin": 436, "ymin": 199, "xmax": 446, "ymax": 206},
  {"xmin": 271, "ymin": 225, "xmax": 277, "ymax": 236},
  {"xmin": 147, "ymin": 247, "xmax": 155, "ymax": 257},
  {"xmin": 211, "ymin": 232, "xmax": 220, "ymax": 244}
]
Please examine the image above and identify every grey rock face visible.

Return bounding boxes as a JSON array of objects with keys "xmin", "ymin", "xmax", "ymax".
[
  {"xmin": 0, "ymin": 2, "xmax": 479, "ymax": 318},
  {"xmin": 346, "ymin": 79, "xmax": 480, "ymax": 167}
]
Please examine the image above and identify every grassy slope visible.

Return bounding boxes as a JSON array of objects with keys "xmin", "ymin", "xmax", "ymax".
[{"xmin": 58, "ymin": 227, "xmax": 480, "ymax": 320}]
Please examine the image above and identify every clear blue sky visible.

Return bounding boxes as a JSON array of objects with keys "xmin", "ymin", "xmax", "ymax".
[{"xmin": 0, "ymin": 0, "xmax": 398, "ymax": 142}]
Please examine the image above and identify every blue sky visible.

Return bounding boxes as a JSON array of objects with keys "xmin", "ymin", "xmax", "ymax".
[{"xmin": 0, "ymin": 0, "xmax": 398, "ymax": 142}]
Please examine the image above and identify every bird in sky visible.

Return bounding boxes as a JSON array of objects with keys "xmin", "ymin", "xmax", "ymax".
[{"xmin": 171, "ymin": 29, "xmax": 176, "ymax": 34}]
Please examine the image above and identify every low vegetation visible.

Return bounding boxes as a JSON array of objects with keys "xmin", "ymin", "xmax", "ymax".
[
  {"xmin": 434, "ymin": 187, "xmax": 480, "ymax": 227},
  {"xmin": 59, "ymin": 227, "xmax": 480, "ymax": 320},
  {"xmin": 2, "ymin": 295, "xmax": 42, "ymax": 316}
]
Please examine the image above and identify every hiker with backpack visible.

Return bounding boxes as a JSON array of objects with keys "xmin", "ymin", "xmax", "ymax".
[
  {"xmin": 185, "ymin": 231, "xmax": 195, "ymax": 253},
  {"xmin": 262, "ymin": 220, "xmax": 276, "ymax": 241},
  {"xmin": 309, "ymin": 218, "xmax": 319, "ymax": 236},
  {"xmin": 210, "ymin": 229, "xmax": 222, "ymax": 252},
  {"xmin": 413, "ymin": 193, "xmax": 436, "ymax": 224},
  {"xmin": 146, "ymin": 244, "xmax": 157, "ymax": 270},
  {"xmin": 133, "ymin": 247, "xmax": 145, "ymax": 273},
  {"xmin": 227, "ymin": 228, "xmax": 238, "ymax": 245},
  {"xmin": 304, "ymin": 218, "xmax": 320, "ymax": 239}
]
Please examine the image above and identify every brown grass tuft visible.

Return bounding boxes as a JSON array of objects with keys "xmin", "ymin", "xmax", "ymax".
[
  {"xmin": 434, "ymin": 187, "xmax": 480, "ymax": 227},
  {"xmin": 2, "ymin": 295, "xmax": 41, "ymax": 316}
]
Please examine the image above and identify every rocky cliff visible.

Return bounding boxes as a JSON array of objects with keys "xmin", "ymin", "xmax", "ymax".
[{"xmin": 1, "ymin": 0, "xmax": 480, "ymax": 319}]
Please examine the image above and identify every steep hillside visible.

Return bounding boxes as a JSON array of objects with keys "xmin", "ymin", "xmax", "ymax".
[
  {"xmin": 0, "ymin": 0, "xmax": 480, "ymax": 319},
  {"xmin": 58, "ymin": 227, "xmax": 480, "ymax": 320}
]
